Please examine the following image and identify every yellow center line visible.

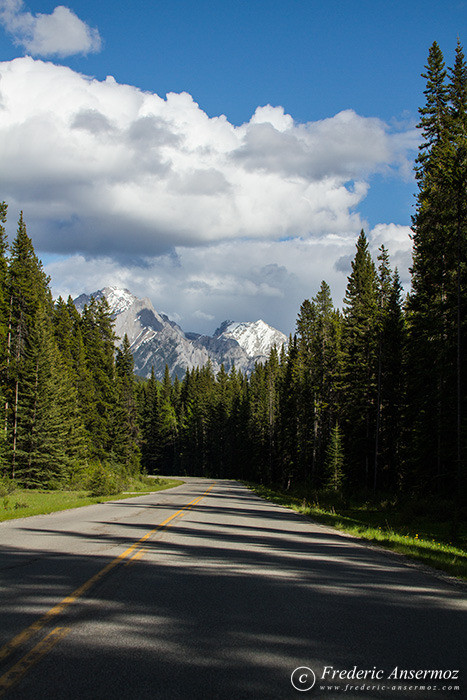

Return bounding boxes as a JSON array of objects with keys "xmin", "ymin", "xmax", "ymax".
[
  {"xmin": 0, "ymin": 483, "xmax": 215, "ymax": 665},
  {"xmin": 0, "ymin": 627, "xmax": 71, "ymax": 698},
  {"xmin": 125, "ymin": 546, "xmax": 148, "ymax": 567}
]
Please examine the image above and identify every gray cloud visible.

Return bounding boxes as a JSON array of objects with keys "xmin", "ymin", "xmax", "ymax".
[
  {"xmin": 72, "ymin": 109, "xmax": 114, "ymax": 134},
  {"xmin": 334, "ymin": 254, "xmax": 352, "ymax": 274}
]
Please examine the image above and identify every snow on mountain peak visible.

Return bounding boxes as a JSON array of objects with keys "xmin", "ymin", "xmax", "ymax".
[
  {"xmin": 100, "ymin": 287, "xmax": 137, "ymax": 316},
  {"xmin": 74, "ymin": 287, "xmax": 287, "ymax": 378},
  {"xmin": 217, "ymin": 319, "xmax": 287, "ymax": 357}
]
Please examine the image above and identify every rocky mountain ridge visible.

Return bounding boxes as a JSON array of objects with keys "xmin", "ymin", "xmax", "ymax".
[{"xmin": 74, "ymin": 287, "xmax": 287, "ymax": 379}]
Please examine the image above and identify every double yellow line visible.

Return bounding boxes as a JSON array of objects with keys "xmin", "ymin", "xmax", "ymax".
[{"xmin": 0, "ymin": 484, "xmax": 215, "ymax": 696}]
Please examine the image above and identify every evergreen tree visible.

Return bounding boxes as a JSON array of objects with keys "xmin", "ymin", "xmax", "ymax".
[
  {"xmin": 114, "ymin": 334, "xmax": 140, "ymax": 473},
  {"xmin": 0, "ymin": 202, "xmax": 8, "ymax": 469},
  {"xmin": 158, "ymin": 364, "xmax": 178, "ymax": 469},
  {"xmin": 80, "ymin": 296, "xmax": 117, "ymax": 460},
  {"xmin": 342, "ymin": 230, "xmax": 379, "ymax": 489},
  {"xmin": 6, "ymin": 213, "xmax": 51, "ymax": 477},
  {"xmin": 407, "ymin": 41, "xmax": 467, "ymax": 494},
  {"xmin": 0, "ymin": 202, "xmax": 8, "ymax": 354},
  {"xmin": 139, "ymin": 368, "xmax": 160, "ymax": 473},
  {"xmin": 416, "ymin": 41, "xmax": 449, "ymax": 168},
  {"xmin": 277, "ymin": 336, "xmax": 300, "ymax": 488},
  {"xmin": 325, "ymin": 423, "xmax": 345, "ymax": 492},
  {"xmin": 15, "ymin": 305, "xmax": 86, "ymax": 486}
]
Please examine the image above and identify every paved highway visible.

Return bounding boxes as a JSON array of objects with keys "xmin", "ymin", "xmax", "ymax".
[{"xmin": 0, "ymin": 478, "xmax": 465, "ymax": 699}]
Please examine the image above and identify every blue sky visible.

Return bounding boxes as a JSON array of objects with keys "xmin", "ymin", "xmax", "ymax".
[{"xmin": 0, "ymin": 0, "xmax": 465, "ymax": 333}]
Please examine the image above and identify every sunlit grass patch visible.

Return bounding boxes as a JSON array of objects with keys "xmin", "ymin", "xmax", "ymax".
[{"xmin": 0, "ymin": 478, "xmax": 184, "ymax": 522}]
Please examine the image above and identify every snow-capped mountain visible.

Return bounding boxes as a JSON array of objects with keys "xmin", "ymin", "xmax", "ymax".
[
  {"xmin": 214, "ymin": 320, "xmax": 287, "ymax": 358},
  {"xmin": 74, "ymin": 287, "xmax": 287, "ymax": 379}
]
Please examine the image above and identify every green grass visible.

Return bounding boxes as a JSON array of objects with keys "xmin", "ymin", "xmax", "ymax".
[
  {"xmin": 0, "ymin": 478, "xmax": 184, "ymax": 522},
  {"xmin": 246, "ymin": 483, "xmax": 467, "ymax": 581}
]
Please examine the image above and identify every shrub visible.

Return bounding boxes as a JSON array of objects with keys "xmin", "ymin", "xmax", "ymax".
[
  {"xmin": 0, "ymin": 475, "xmax": 17, "ymax": 498},
  {"xmin": 88, "ymin": 462, "xmax": 123, "ymax": 497}
]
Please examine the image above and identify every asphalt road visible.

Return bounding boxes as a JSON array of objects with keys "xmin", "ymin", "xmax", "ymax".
[{"xmin": 0, "ymin": 478, "xmax": 465, "ymax": 700}]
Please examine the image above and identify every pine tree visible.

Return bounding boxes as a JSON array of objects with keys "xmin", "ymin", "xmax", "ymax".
[
  {"xmin": 158, "ymin": 364, "xmax": 178, "ymax": 470},
  {"xmin": 295, "ymin": 282, "xmax": 343, "ymax": 487},
  {"xmin": 373, "ymin": 249, "xmax": 404, "ymax": 491},
  {"xmin": 342, "ymin": 230, "xmax": 379, "ymax": 489},
  {"xmin": 6, "ymin": 213, "xmax": 51, "ymax": 477},
  {"xmin": 114, "ymin": 334, "xmax": 140, "ymax": 473},
  {"xmin": 325, "ymin": 423, "xmax": 345, "ymax": 492},
  {"xmin": 4, "ymin": 214, "xmax": 86, "ymax": 485},
  {"xmin": 0, "ymin": 202, "xmax": 8, "ymax": 354},
  {"xmin": 447, "ymin": 40, "xmax": 467, "ymax": 500},
  {"xmin": 15, "ymin": 305, "xmax": 86, "ymax": 486},
  {"xmin": 0, "ymin": 202, "xmax": 8, "ymax": 470},
  {"xmin": 416, "ymin": 42, "xmax": 448, "ymax": 164},
  {"xmin": 140, "ymin": 368, "xmax": 161, "ymax": 473},
  {"xmin": 407, "ymin": 41, "xmax": 467, "ymax": 494},
  {"xmin": 277, "ymin": 336, "xmax": 300, "ymax": 488},
  {"xmin": 80, "ymin": 296, "xmax": 117, "ymax": 460}
]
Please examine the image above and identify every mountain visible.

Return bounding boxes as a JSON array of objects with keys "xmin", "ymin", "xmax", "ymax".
[
  {"xmin": 74, "ymin": 287, "xmax": 287, "ymax": 379},
  {"xmin": 214, "ymin": 319, "xmax": 287, "ymax": 357}
]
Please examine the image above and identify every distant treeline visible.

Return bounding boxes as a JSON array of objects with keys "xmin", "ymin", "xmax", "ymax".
[{"xmin": 0, "ymin": 41, "xmax": 466, "ymax": 504}]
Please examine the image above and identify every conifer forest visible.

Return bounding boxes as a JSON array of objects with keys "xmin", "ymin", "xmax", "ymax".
[{"xmin": 0, "ymin": 41, "xmax": 466, "ymax": 512}]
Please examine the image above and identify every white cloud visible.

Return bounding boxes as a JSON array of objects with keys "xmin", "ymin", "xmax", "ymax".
[
  {"xmin": 0, "ymin": 57, "xmax": 418, "ymax": 332},
  {"xmin": 0, "ymin": 58, "xmax": 417, "ymax": 260},
  {"xmin": 0, "ymin": 1, "xmax": 101, "ymax": 57}
]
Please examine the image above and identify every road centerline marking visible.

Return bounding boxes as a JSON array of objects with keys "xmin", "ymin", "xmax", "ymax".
[
  {"xmin": 0, "ymin": 627, "xmax": 71, "ymax": 698},
  {"xmin": 0, "ymin": 484, "xmax": 215, "ymax": 665}
]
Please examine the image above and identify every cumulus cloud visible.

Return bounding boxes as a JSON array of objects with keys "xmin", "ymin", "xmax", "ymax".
[
  {"xmin": 0, "ymin": 57, "xmax": 418, "ymax": 260},
  {"xmin": 0, "ymin": 1, "xmax": 101, "ymax": 57},
  {"xmin": 0, "ymin": 57, "xmax": 418, "ymax": 332}
]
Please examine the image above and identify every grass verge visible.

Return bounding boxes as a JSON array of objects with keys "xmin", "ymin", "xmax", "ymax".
[
  {"xmin": 246, "ymin": 483, "xmax": 467, "ymax": 582},
  {"xmin": 0, "ymin": 477, "xmax": 184, "ymax": 523}
]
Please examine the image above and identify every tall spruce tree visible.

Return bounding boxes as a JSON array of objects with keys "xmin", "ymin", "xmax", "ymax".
[
  {"xmin": 408, "ymin": 41, "xmax": 467, "ymax": 495},
  {"xmin": 342, "ymin": 230, "xmax": 379, "ymax": 489},
  {"xmin": 325, "ymin": 423, "xmax": 345, "ymax": 492},
  {"xmin": 0, "ymin": 202, "xmax": 8, "ymax": 353},
  {"xmin": 295, "ymin": 282, "xmax": 343, "ymax": 487},
  {"xmin": 0, "ymin": 202, "xmax": 8, "ymax": 469},
  {"xmin": 114, "ymin": 334, "xmax": 140, "ymax": 473},
  {"xmin": 5, "ymin": 214, "xmax": 86, "ymax": 485},
  {"xmin": 80, "ymin": 296, "xmax": 117, "ymax": 461},
  {"xmin": 6, "ymin": 213, "xmax": 51, "ymax": 478}
]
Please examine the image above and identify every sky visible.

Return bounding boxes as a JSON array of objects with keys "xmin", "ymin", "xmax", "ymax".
[{"xmin": 0, "ymin": 0, "xmax": 465, "ymax": 335}]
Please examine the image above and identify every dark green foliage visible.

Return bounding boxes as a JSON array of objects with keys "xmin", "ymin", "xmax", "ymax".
[
  {"xmin": 80, "ymin": 296, "xmax": 118, "ymax": 460},
  {"xmin": 0, "ymin": 210, "xmax": 146, "ymax": 488},
  {"xmin": 295, "ymin": 282, "xmax": 343, "ymax": 488},
  {"xmin": 325, "ymin": 424, "xmax": 345, "ymax": 492},
  {"xmin": 0, "ymin": 202, "xmax": 8, "ymax": 470},
  {"xmin": 114, "ymin": 334, "xmax": 140, "ymax": 473},
  {"xmin": 341, "ymin": 230, "xmax": 378, "ymax": 488},
  {"xmin": 0, "ymin": 202, "xmax": 8, "ymax": 353},
  {"xmin": 407, "ymin": 40, "xmax": 467, "ymax": 498}
]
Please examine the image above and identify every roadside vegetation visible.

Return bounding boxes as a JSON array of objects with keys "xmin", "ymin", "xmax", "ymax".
[
  {"xmin": 0, "ymin": 473, "xmax": 183, "ymax": 523},
  {"xmin": 248, "ymin": 483, "xmax": 467, "ymax": 581}
]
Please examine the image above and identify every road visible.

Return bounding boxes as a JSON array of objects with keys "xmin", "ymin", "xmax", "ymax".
[{"xmin": 0, "ymin": 478, "xmax": 465, "ymax": 699}]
